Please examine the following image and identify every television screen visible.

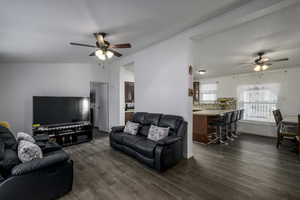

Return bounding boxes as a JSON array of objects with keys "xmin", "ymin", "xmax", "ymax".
[{"xmin": 33, "ymin": 96, "xmax": 90, "ymax": 125}]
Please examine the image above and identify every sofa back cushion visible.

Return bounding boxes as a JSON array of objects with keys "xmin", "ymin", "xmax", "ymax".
[
  {"xmin": 158, "ymin": 115, "xmax": 183, "ymax": 136},
  {"xmin": 132, "ymin": 112, "xmax": 148, "ymax": 124},
  {"xmin": 144, "ymin": 113, "xmax": 162, "ymax": 126},
  {"xmin": 0, "ymin": 126, "xmax": 17, "ymax": 149},
  {"xmin": 134, "ymin": 113, "xmax": 161, "ymax": 137},
  {"xmin": 138, "ymin": 125, "xmax": 150, "ymax": 137}
]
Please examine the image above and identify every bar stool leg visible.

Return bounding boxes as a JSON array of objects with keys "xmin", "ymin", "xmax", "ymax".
[
  {"xmin": 226, "ymin": 124, "xmax": 234, "ymax": 141},
  {"xmin": 220, "ymin": 125, "xmax": 228, "ymax": 145}
]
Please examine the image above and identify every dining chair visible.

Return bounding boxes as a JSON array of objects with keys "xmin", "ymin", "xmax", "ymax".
[{"xmin": 272, "ymin": 109, "xmax": 297, "ymax": 148}]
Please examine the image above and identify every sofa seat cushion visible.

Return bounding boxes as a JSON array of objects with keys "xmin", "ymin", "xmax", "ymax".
[
  {"xmin": 135, "ymin": 139, "xmax": 158, "ymax": 158},
  {"xmin": 110, "ymin": 132, "xmax": 125, "ymax": 144},
  {"xmin": 122, "ymin": 134, "xmax": 144, "ymax": 149}
]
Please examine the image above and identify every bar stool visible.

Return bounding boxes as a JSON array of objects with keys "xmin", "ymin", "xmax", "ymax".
[
  {"xmin": 223, "ymin": 111, "xmax": 234, "ymax": 141},
  {"xmin": 230, "ymin": 110, "xmax": 239, "ymax": 138},
  {"xmin": 209, "ymin": 114, "xmax": 227, "ymax": 145},
  {"xmin": 237, "ymin": 109, "xmax": 244, "ymax": 135}
]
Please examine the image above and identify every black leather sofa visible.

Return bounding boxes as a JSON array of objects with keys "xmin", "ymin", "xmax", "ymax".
[
  {"xmin": 0, "ymin": 125, "xmax": 73, "ymax": 200},
  {"xmin": 110, "ymin": 112, "xmax": 187, "ymax": 171}
]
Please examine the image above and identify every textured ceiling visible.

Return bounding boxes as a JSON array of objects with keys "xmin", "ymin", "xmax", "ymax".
[
  {"xmin": 193, "ymin": 2, "xmax": 300, "ymax": 79},
  {"xmin": 0, "ymin": 0, "xmax": 248, "ymax": 63}
]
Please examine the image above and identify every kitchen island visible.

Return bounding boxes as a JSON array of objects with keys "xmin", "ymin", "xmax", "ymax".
[{"xmin": 193, "ymin": 110, "xmax": 235, "ymax": 144}]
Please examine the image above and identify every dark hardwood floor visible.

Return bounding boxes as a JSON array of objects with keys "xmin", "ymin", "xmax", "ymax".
[{"xmin": 61, "ymin": 134, "xmax": 300, "ymax": 200}]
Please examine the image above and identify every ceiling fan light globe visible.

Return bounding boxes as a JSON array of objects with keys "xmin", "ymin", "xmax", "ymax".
[
  {"xmin": 254, "ymin": 65, "xmax": 261, "ymax": 72},
  {"xmin": 95, "ymin": 49, "xmax": 104, "ymax": 56},
  {"xmin": 106, "ymin": 50, "xmax": 114, "ymax": 59},
  {"xmin": 262, "ymin": 65, "xmax": 269, "ymax": 71},
  {"xmin": 97, "ymin": 54, "xmax": 106, "ymax": 61}
]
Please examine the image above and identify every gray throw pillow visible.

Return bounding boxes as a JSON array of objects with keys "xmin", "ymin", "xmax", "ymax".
[
  {"xmin": 17, "ymin": 132, "xmax": 35, "ymax": 143},
  {"xmin": 147, "ymin": 125, "xmax": 169, "ymax": 141},
  {"xmin": 18, "ymin": 140, "xmax": 43, "ymax": 163},
  {"xmin": 124, "ymin": 121, "xmax": 140, "ymax": 135}
]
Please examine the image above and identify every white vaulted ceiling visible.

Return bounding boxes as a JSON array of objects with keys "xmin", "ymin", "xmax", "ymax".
[
  {"xmin": 0, "ymin": 0, "xmax": 247, "ymax": 63},
  {"xmin": 192, "ymin": 1, "xmax": 300, "ymax": 78}
]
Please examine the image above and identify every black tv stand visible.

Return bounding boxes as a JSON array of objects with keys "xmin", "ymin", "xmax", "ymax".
[{"xmin": 33, "ymin": 122, "xmax": 93, "ymax": 147}]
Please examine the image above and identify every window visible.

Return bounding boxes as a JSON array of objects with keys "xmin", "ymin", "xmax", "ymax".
[
  {"xmin": 238, "ymin": 83, "xmax": 280, "ymax": 122},
  {"xmin": 200, "ymin": 83, "xmax": 217, "ymax": 103}
]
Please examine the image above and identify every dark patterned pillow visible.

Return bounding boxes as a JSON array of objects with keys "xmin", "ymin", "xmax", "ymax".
[
  {"xmin": 18, "ymin": 140, "xmax": 43, "ymax": 163},
  {"xmin": 124, "ymin": 121, "xmax": 140, "ymax": 135},
  {"xmin": 147, "ymin": 125, "xmax": 169, "ymax": 141}
]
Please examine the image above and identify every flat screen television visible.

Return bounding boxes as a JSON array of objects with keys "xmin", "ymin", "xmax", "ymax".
[{"xmin": 33, "ymin": 96, "xmax": 90, "ymax": 126}]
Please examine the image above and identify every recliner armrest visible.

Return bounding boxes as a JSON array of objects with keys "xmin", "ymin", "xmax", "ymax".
[
  {"xmin": 34, "ymin": 134, "xmax": 49, "ymax": 142},
  {"xmin": 157, "ymin": 136, "xmax": 182, "ymax": 146},
  {"xmin": 111, "ymin": 126, "xmax": 125, "ymax": 133},
  {"xmin": 11, "ymin": 151, "xmax": 69, "ymax": 176}
]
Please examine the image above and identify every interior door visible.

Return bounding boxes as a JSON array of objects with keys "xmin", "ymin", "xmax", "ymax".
[{"xmin": 95, "ymin": 83, "xmax": 109, "ymax": 132}]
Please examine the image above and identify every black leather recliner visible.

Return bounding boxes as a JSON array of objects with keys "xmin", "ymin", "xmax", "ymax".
[
  {"xmin": 110, "ymin": 112, "xmax": 187, "ymax": 171},
  {"xmin": 0, "ymin": 125, "xmax": 73, "ymax": 200}
]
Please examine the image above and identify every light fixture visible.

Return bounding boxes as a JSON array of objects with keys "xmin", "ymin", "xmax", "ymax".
[
  {"xmin": 106, "ymin": 50, "xmax": 114, "ymax": 59},
  {"xmin": 262, "ymin": 64, "xmax": 269, "ymax": 71},
  {"xmin": 198, "ymin": 69, "xmax": 207, "ymax": 75},
  {"xmin": 95, "ymin": 50, "xmax": 106, "ymax": 60},
  {"xmin": 254, "ymin": 65, "xmax": 261, "ymax": 72}
]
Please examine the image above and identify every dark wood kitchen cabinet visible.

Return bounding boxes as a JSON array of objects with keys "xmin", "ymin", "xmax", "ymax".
[{"xmin": 125, "ymin": 82, "xmax": 135, "ymax": 103}]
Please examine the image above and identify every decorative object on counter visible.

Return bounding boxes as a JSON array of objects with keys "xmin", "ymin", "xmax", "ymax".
[{"xmin": 217, "ymin": 98, "xmax": 237, "ymax": 110}]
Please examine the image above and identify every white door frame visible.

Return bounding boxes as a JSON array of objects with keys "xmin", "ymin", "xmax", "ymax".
[{"xmin": 90, "ymin": 81, "xmax": 110, "ymax": 132}]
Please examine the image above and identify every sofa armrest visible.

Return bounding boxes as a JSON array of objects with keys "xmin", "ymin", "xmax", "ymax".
[
  {"xmin": 111, "ymin": 126, "xmax": 125, "ymax": 133},
  {"xmin": 34, "ymin": 134, "xmax": 49, "ymax": 142},
  {"xmin": 11, "ymin": 151, "xmax": 69, "ymax": 176},
  {"xmin": 157, "ymin": 136, "xmax": 182, "ymax": 146}
]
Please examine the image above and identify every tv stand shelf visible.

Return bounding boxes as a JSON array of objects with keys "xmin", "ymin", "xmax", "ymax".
[{"xmin": 33, "ymin": 122, "xmax": 93, "ymax": 147}]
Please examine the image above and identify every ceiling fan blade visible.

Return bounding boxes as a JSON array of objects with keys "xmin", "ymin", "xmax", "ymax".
[
  {"xmin": 269, "ymin": 58, "xmax": 289, "ymax": 62},
  {"xmin": 110, "ymin": 43, "xmax": 132, "ymax": 48},
  {"xmin": 108, "ymin": 49, "xmax": 122, "ymax": 57},
  {"xmin": 89, "ymin": 52, "xmax": 95, "ymax": 56},
  {"xmin": 70, "ymin": 42, "xmax": 96, "ymax": 48}
]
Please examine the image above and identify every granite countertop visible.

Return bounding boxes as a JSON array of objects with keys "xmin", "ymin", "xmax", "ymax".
[{"xmin": 193, "ymin": 110, "xmax": 235, "ymax": 116}]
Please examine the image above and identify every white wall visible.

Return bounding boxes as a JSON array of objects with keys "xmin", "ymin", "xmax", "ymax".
[
  {"xmin": 108, "ymin": 34, "xmax": 193, "ymax": 159},
  {"xmin": 0, "ymin": 62, "xmax": 109, "ymax": 134},
  {"xmin": 197, "ymin": 68, "xmax": 300, "ymax": 137},
  {"xmin": 119, "ymin": 64, "xmax": 135, "ymax": 125}
]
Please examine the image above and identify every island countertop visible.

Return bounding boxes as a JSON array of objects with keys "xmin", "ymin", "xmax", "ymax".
[{"xmin": 193, "ymin": 110, "xmax": 235, "ymax": 116}]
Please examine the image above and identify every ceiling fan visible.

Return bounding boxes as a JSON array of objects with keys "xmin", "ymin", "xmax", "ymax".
[
  {"xmin": 241, "ymin": 52, "xmax": 289, "ymax": 72},
  {"xmin": 70, "ymin": 32, "xmax": 131, "ymax": 61}
]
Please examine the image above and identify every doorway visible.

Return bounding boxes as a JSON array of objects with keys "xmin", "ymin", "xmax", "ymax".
[
  {"xmin": 90, "ymin": 82, "xmax": 109, "ymax": 133},
  {"xmin": 120, "ymin": 62, "xmax": 135, "ymax": 125}
]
